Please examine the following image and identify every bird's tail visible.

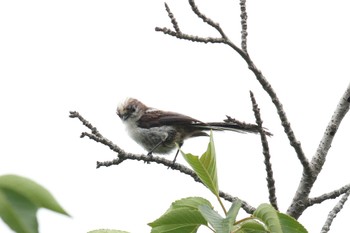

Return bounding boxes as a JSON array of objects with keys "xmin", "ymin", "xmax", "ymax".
[{"xmin": 193, "ymin": 121, "xmax": 272, "ymax": 136}]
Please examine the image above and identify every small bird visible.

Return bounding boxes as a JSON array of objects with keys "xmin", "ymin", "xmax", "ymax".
[{"xmin": 117, "ymin": 98, "xmax": 269, "ymax": 163}]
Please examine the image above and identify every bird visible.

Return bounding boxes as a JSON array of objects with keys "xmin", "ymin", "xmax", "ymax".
[{"xmin": 116, "ymin": 98, "xmax": 270, "ymax": 163}]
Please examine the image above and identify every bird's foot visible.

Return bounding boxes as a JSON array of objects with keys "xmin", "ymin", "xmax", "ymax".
[{"xmin": 145, "ymin": 152, "xmax": 153, "ymax": 164}]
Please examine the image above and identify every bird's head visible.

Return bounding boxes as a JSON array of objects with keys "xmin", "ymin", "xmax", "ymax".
[{"xmin": 117, "ymin": 98, "xmax": 147, "ymax": 122}]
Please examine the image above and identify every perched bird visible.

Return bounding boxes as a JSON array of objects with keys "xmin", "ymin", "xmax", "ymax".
[{"xmin": 117, "ymin": 98, "xmax": 269, "ymax": 163}]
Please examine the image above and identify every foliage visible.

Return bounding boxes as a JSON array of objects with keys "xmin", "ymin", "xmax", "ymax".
[
  {"xmin": 147, "ymin": 133, "xmax": 308, "ymax": 233},
  {"xmin": 0, "ymin": 174, "xmax": 69, "ymax": 233},
  {"xmin": 86, "ymin": 133, "xmax": 308, "ymax": 233}
]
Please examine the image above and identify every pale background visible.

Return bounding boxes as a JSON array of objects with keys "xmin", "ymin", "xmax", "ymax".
[{"xmin": 1, "ymin": 1, "xmax": 350, "ymax": 232}]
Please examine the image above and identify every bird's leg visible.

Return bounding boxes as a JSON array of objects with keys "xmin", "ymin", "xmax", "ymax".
[
  {"xmin": 167, "ymin": 143, "xmax": 183, "ymax": 169},
  {"xmin": 144, "ymin": 139, "xmax": 165, "ymax": 164},
  {"xmin": 147, "ymin": 140, "xmax": 164, "ymax": 156},
  {"xmin": 172, "ymin": 142, "xmax": 183, "ymax": 164}
]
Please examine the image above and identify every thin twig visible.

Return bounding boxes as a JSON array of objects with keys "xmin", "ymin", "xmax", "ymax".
[
  {"xmin": 155, "ymin": 27, "xmax": 225, "ymax": 44},
  {"xmin": 164, "ymin": 3, "xmax": 181, "ymax": 34},
  {"xmin": 308, "ymin": 184, "xmax": 350, "ymax": 207},
  {"xmin": 224, "ymin": 115, "xmax": 272, "ymax": 136},
  {"xmin": 81, "ymin": 132, "xmax": 125, "ymax": 154},
  {"xmin": 239, "ymin": 0, "xmax": 248, "ymax": 52},
  {"xmin": 250, "ymin": 91, "xmax": 278, "ymax": 210},
  {"xmin": 188, "ymin": 0, "xmax": 227, "ymax": 40},
  {"xmin": 321, "ymin": 188, "xmax": 350, "ymax": 233},
  {"xmin": 70, "ymin": 111, "xmax": 256, "ymax": 214},
  {"xmin": 69, "ymin": 111, "xmax": 102, "ymax": 137}
]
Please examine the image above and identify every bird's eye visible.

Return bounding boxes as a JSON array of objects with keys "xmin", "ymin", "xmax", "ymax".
[{"xmin": 126, "ymin": 105, "xmax": 136, "ymax": 113}]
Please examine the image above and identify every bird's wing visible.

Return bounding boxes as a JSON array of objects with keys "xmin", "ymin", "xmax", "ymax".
[{"xmin": 137, "ymin": 110, "xmax": 203, "ymax": 128}]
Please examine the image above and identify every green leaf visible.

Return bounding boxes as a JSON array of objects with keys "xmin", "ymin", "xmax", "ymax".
[
  {"xmin": 253, "ymin": 204, "xmax": 308, "ymax": 233},
  {"xmin": 233, "ymin": 219, "xmax": 269, "ymax": 233},
  {"xmin": 170, "ymin": 197, "xmax": 213, "ymax": 211},
  {"xmin": 198, "ymin": 200, "xmax": 242, "ymax": 233},
  {"xmin": 0, "ymin": 174, "xmax": 69, "ymax": 215},
  {"xmin": 278, "ymin": 212, "xmax": 308, "ymax": 233},
  {"xmin": 226, "ymin": 199, "xmax": 242, "ymax": 224},
  {"xmin": 253, "ymin": 203, "xmax": 282, "ymax": 233},
  {"xmin": 149, "ymin": 197, "xmax": 211, "ymax": 233},
  {"xmin": 0, "ymin": 174, "xmax": 69, "ymax": 233},
  {"xmin": 149, "ymin": 208, "xmax": 205, "ymax": 233},
  {"xmin": 0, "ymin": 189, "xmax": 38, "ymax": 233},
  {"xmin": 88, "ymin": 230, "xmax": 129, "ymax": 233},
  {"xmin": 181, "ymin": 132, "xmax": 219, "ymax": 196},
  {"xmin": 198, "ymin": 205, "xmax": 229, "ymax": 233}
]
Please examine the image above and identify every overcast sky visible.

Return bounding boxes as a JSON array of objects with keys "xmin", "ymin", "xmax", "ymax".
[{"xmin": 1, "ymin": 1, "xmax": 350, "ymax": 232}]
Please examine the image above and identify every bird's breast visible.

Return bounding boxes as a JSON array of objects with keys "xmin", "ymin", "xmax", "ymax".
[{"xmin": 125, "ymin": 122, "xmax": 178, "ymax": 153}]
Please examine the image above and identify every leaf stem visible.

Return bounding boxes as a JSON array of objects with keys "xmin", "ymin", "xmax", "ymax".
[{"xmin": 217, "ymin": 195, "xmax": 228, "ymax": 215}]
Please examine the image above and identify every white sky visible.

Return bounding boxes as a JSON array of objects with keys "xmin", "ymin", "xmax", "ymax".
[{"xmin": 1, "ymin": 0, "xmax": 350, "ymax": 232}]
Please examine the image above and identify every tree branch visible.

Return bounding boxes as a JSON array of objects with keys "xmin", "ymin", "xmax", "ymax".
[
  {"xmin": 245, "ymin": 63, "xmax": 312, "ymax": 177},
  {"xmin": 308, "ymin": 184, "xmax": 350, "ymax": 207},
  {"xmin": 164, "ymin": 3, "xmax": 180, "ymax": 34},
  {"xmin": 188, "ymin": 0, "xmax": 227, "ymax": 40},
  {"xmin": 155, "ymin": 27, "xmax": 226, "ymax": 44},
  {"xmin": 239, "ymin": 0, "xmax": 248, "ymax": 53},
  {"xmin": 250, "ymin": 91, "xmax": 278, "ymax": 210},
  {"xmin": 69, "ymin": 111, "xmax": 256, "ymax": 214},
  {"xmin": 321, "ymin": 188, "xmax": 350, "ymax": 233},
  {"xmin": 69, "ymin": 111, "xmax": 102, "ymax": 138},
  {"xmin": 311, "ymin": 82, "xmax": 350, "ymax": 174},
  {"xmin": 287, "ymin": 82, "xmax": 350, "ymax": 218}
]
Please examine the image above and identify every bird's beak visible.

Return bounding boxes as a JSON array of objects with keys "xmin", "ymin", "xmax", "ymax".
[
  {"xmin": 117, "ymin": 111, "xmax": 129, "ymax": 121},
  {"xmin": 121, "ymin": 114, "xmax": 129, "ymax": 120},
  {"xmin": 116, "ymin": 111, "xmax": 123, "ymax": 120}
]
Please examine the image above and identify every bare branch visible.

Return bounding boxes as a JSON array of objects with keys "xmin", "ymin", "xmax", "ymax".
[
  {"xmin": 239, "ymin": 0, "xmax": 248, "ymax": 52},
  {"xmin": 250, "ymin": 91, "xmax": 278, "ymax": 210},
  {"xmin": 311, "ymin": 82, "xmax": 350, "ymax": 174},
  {"xmin": 188, "ymin": 0, "xmax": 227, "ymax": 40},
  {"xmin": 155, "ymin": 27, "xmax": 225, "ymax": 44},
  {"xmin": 224, "ymin": 115, "xmax": 272, "ymax": 136},
  {"xmin": 288, "ymin": 82, "xmax": 350, "ymax": 218},
  {"xmin": 321, "ymin": 188, "xmax": 350, "ymax": 233},
  {"xmin": 164, "ymin": 3, "xmax": 181, "ymax": 34},
  {"xmin": 247, "ymin": 64, "xmax": 311, "ymax": 176},
  {"xmin": 69, "ymin": 111, "xmax": 102, "ymax": 138},
  {"xmin": 70, "ymin": 111, "xmax": 256, "ymax": 214},
  {"xmin": 156, "ymin": 1, "xmax": 229, "ymax": 44},
  {"xmin": 81, "ymin": 131, "xmax": 126, "ymax": 154},
  {"xmin": 308, "ymin": 184, "xmax": 350, "ymax": 207},
  {"xmin": 97, "ymin": 158, "xmax": 124, "ymax": 168},
  {"xmin": 219, "ymin": 191, "xmax": 256, "ymax": 214}
]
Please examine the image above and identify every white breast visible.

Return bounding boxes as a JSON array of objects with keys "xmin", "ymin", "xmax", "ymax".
[{"xmin": 124, "ymin": 120, "xmax": 175, "ymax": 153}]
